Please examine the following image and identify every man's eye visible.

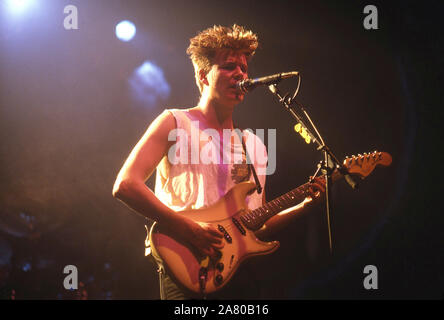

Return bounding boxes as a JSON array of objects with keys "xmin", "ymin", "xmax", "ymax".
[{"xmin": 221, "ymin": 64, "xmax": 247, "ymax": 73}]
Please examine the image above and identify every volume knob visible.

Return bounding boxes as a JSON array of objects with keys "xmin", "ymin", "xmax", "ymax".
[{"xmin": 215, "ymin": 274, "xmax": 223, "ymax": 286}]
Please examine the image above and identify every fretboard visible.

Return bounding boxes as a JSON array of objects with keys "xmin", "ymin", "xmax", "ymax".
[
  {"xmin": 239, "ymin": 182, "xmax": 312, "ymax": 231},
  {"xmin": 240, "ymin": 171, "xmax": 342, "ymax": 231}
]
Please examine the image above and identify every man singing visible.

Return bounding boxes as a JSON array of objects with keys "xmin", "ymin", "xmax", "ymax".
[{"xmin": 113, "ymin": 24, "xmax": 325, "ymax": 299}]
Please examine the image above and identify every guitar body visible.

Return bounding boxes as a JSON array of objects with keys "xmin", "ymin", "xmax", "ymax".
[{"xmin": 149, "ymin": 181, "xmax": 280, "ymax": 296}]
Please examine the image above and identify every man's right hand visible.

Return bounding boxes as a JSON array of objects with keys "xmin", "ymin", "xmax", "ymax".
[{"xmin": 179, "ymin": 218, "xmax": 225, "ymax": 260}]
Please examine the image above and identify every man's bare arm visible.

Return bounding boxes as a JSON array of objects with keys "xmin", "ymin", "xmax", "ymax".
[
  {"xmin": 112, "ymin": 111, "xmax": 223, "ymax": 257},
  {"xmin": 112, "ymin": 111, "xmax": 178, "ymax": 222}
]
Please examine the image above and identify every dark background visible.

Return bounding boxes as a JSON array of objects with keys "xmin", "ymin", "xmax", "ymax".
[{"xmin": 0, "ymin": 0, "xmax": 442, "ymax": 299}]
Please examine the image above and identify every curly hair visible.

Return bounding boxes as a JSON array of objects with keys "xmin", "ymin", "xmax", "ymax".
[{"xmin": 186, "ymin": 24, "xmax": 259, "ymax": 93}]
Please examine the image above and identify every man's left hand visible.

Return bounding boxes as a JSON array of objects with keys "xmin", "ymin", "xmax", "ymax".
[{"xmin": 306, "ymin": 176, "xmax": 326, "ymax": 201}]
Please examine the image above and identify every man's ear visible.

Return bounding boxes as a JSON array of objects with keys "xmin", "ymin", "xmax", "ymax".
[{"xmin": 198, "ymin": 69, "xmax": 209, "ymax": 87}]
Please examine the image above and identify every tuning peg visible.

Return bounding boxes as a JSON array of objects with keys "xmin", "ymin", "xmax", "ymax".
[{"xmin": 294, "ymin": 123, "xmax": 302, "ymax": 133}]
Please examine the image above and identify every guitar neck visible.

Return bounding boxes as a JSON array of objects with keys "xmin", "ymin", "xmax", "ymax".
[
  {"xmin": 238, "ymin": 151, "xmax": 392, "ymax": 231},
  {"xmin": 240, "ymin": 170, "xmax": 342, "ymax": 231}
]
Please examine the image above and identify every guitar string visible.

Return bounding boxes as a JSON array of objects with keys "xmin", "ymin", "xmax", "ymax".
[
  {"xmin": 219, "ymin": 198, "xmax": 299, "ymax": 234},
  {"xmin": 209, "ymin": 189, "xmax": 308, "ymax": 235}
]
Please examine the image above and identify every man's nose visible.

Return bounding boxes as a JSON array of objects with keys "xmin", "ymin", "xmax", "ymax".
[{"xmin": 233, "ymin": 66, "xmax": 247, "ymax": 80}]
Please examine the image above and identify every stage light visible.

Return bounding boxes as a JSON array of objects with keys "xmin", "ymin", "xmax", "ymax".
[
  {"xmin": 115, "ymin": 20, "xmax": 136, "ymax": 42},
  {"xmin": 6, "ymin": 0, "xmax": 35, "ymax": 14},
  {"xmin": 22, "ymin": 262, "xmax": 32, "ymax": 272}
]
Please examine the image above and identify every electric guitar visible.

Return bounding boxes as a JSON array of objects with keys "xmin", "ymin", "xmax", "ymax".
[{"xmin": 149, "ymin": 151, "xmax": 392, "ymax": 296}]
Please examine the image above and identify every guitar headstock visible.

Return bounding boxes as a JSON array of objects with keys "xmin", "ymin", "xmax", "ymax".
[{"xmin": 343, "ymin": 151, "xmax": 392, "ymax": 179}]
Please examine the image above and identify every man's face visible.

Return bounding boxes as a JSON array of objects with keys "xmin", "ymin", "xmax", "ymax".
[{"xmin": 204, "ymin": 50, "xmax": 248, "ymax": 106}]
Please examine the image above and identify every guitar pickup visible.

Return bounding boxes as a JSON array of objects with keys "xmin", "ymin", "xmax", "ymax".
[
  {"xmin": 217, "ymin": 224, "xmax": 232, "ymax": 243},
  {"xmin": 232, "ymin": 217, "xmax": 246, "ymax": 236}
]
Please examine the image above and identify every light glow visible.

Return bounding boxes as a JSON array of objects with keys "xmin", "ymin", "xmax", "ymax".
[
  {"xmin": 115, "ymin": 20, "xmax": 136, "ymax": 42},
  {"xmin": 6, "ymin": 0, "xmax": 35, "ymax": 14},
  {"xmin": 128, "ymin": 61, "xmax": 170, "ymax": 106}
]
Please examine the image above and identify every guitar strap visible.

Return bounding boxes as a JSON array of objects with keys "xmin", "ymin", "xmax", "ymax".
[{"xmin": 234, "ymin": 126, "xmax": 263, "ymax": 195}]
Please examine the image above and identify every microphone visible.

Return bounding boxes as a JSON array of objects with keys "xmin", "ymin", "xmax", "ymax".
[{"xmin": 236, "ymin": 71, "xmax": 299, "ymax": 93}]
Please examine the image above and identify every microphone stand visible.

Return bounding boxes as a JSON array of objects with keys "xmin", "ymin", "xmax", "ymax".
[{"xmin": 267, "ymin": 82, "xmax": 357, "ymax": 255}]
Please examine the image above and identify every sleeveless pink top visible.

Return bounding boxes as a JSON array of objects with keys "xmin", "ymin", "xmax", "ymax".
[{"xmin": 154, "ymin": 108, "xmax": 267, "ymax": 212}]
